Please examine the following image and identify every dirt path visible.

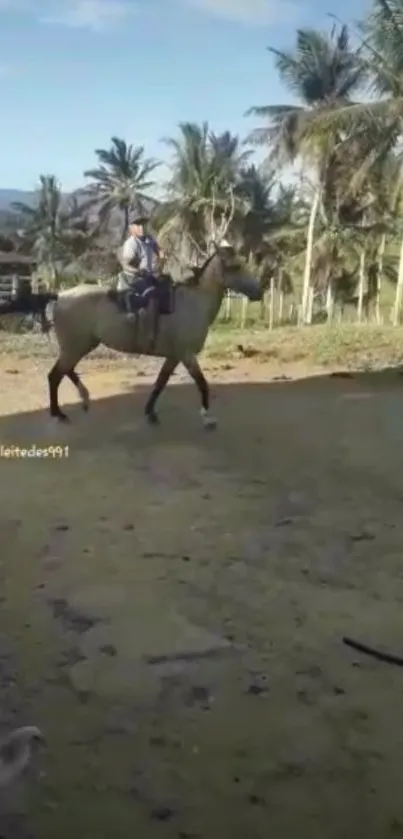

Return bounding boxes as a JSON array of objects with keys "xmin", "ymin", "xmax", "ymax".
[{"xmin": 1, "ymin": 354, "xmax": 403, "ymax": 838}]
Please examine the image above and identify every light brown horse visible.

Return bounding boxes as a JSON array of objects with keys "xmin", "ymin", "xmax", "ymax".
[{"xmin": 4, "ymin": 247, "xmax": 261, "ymax": 428}]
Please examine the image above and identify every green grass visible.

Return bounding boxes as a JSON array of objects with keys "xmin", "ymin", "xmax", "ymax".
[
  {"xmin": 1, "ymin": 319, "xmax": 403, "ymax": 373},
  {"xmin": 206, "ymin": 322, "xmax": 403, "ymax": 369}
]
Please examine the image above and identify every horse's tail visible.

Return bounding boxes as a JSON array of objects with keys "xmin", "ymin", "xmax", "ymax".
[{"xmin": 0, "ymin": 292, "xmax": 58, "ymax": 333}]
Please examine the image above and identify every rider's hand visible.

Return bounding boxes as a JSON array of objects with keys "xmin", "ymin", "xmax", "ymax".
[{"xmin": 157, "ymin": 250, "xmax": 166, "ymax": 275}]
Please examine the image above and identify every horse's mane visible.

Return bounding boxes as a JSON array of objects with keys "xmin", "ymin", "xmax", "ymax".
[{"xmin": 177, "ymin": 252, "xmax": 216, "ymax": 288}]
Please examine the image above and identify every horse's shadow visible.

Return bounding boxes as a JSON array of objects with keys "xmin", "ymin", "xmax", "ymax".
[{"xmin": 2, "ymin": 364, "xmax": 403, "ymax": 459}]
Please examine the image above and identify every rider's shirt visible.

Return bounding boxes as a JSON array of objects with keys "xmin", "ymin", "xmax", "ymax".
[{"xmin": 121, "ymin": 234, "xmax": 159, "ymax": 278}]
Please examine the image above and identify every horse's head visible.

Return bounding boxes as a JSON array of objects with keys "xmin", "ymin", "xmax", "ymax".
[{"xmin": 207, "ymin": 241, "xmax": 262, "ymax": 301}]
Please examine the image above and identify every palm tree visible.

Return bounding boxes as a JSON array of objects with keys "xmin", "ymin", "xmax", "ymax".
[
  {"xmin": 83, "ymin": 136, "xmax": 159, "ymax": 242},
  {"xmin": 304, "ymin": 1, "xmax": 403, "ymax": 323},
  {"xmin": 246, "ymin": 24, "xmax": 365, "ymax": 322},
  {"xmin": 158, "ymin": 122, "xmax": 250, "ymax": 264},
  {"xmin": 235, "ymin": 164, "xmax": 276, "ymax": 255},
  {"xmin": 12, "ymin": 175, "xmax": 67, "ymax": 287},
  {"xmin": 311, "ymin": 0, "xmax": 403, "ymax": 133},
  {"xmin": 12, "ymin": 176, "xmax": 97, "ymax": 287}
]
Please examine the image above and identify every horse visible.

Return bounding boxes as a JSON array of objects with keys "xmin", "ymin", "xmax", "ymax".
[{"xmin": 0, "ymin": 245, "xmax": 261, "ymax": 428}]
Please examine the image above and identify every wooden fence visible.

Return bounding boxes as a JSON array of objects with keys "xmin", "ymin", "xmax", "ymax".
[{"xmin": 0, "ymin": 276, "xmax": 32, "ymax": 301}]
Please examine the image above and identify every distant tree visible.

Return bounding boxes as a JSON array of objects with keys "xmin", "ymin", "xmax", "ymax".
[
  {"xmin": 11, "ymin": 175, "xmax": 95, "ymax": 287},
  {"xmin": 83, "ymin": 136, "xmax": 159, "ymax": 242}
]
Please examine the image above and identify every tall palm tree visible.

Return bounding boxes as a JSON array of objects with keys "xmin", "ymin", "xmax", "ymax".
[
  {"xmin": 83, "ymin": 136, "xmax": 159, "ymax": 242},
  {"xmin": 235, "ymin": 164, "xmax": 276, "ymax": 256},
  {"xmin": 159, "ymin": 122, "xmax": 249, "ymax": 263},
  {"xmin": 303, "ymin": 1, "xmax": 403, "ymax": 322},
  {"xmin": 209, "ymin": 130, "xmax": 252, "ymax": 190},
  {"xmin": 312, "ymin": 0, "xmax": 403, "ymax": 133},
  {"xmin": 246, "ymin": 24, "xmax": 365, "ymax": 321}
]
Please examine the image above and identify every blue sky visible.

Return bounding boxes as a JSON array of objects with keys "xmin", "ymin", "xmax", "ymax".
[{"xmin": 0, "ymin": 0, "xmax": 371, "ymax": 191}]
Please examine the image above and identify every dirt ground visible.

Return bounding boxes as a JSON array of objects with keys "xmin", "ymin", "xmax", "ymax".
[{"xmin": 1, "ymin": 349, "xmax": 403, "ymax": 838}]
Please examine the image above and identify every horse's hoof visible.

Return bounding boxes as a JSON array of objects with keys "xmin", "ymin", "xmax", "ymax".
[
  {"xmin": 82, "ymin": 402, "xmax": 89, "ymax": 412},
  {"xmin": 200, "ymin": 409, "xmax": 217, "ymax": 431},
  {"xmin": 51, "ymin": 411, "xmax": 69, "ymax": 423},
  {"xmin": 202, "ymin": 415, "xmax": 217, "ymax": 431},
  {"xmin": 146, "ymin": 411, "xmax": 159, "ymax": 426}
]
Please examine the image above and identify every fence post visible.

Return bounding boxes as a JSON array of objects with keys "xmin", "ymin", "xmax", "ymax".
[
  {"xmin": 269, "ymin": 276, "xmax": 275, "ymax": 329},
  {"xmin": 240, "ymin": 296, "xmax": 248, "ymax": 329}
]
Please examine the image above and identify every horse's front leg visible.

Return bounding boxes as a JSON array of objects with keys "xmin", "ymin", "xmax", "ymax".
[
  {"xmin": 145, "ymin": 357, "xmax": 178, "ymax": 424},
  {"xmin": 182, "ymin": 354, "xmax": 217, "ymax": 430}
]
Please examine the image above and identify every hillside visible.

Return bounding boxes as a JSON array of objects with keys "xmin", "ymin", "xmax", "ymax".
[{"xmin": 0, "ymin": 189, "xmax": 38, "ymax": 210}]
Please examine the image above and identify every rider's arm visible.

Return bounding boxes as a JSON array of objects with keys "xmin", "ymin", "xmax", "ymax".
[
  {"xmin": 121, "ymin": 237, "xmax": 139, "ymax": 272},
  {"xmin": 151, "ymin": 237, "xmax": 164, "ymax": 261}
]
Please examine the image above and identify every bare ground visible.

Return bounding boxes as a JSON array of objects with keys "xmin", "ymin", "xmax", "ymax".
[{"xmin": 1, "ymin": 338, "xmax": 403, "ymax": 838}]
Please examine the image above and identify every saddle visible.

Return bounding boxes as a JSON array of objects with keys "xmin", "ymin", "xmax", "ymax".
[{"xmin": 108, "ymin": 272, "xmax": 175, "ymax": 317}]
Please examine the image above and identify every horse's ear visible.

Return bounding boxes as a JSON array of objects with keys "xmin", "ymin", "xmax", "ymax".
[
  {"xmin": 217, "ymin": 238, "xmax": 234, "ymax": 253},
  {"xmin": 217, "ymin": 239, "xmax": 236, "ymax": 261}
]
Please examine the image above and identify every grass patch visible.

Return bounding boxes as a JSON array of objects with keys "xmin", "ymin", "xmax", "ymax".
[
  {"xmin": 206, "ymin": 323, "xmax": 403, "ymax": 369},
  {"xmin": 0, "ymin": 322, "xmax": 403, "ymax": 372}
]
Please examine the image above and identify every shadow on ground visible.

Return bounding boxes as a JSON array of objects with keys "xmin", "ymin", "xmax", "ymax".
[{"xmin": 1, "ymin": 368, "xmax": 403, "ymax": 838}]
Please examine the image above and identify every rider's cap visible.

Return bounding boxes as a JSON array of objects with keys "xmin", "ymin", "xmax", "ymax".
[{"xmin": 129, "ymin": 202, "xmax": 150, "ymax": 225}]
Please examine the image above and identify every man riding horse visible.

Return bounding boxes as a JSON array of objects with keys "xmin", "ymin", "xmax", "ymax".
[{"xmin": 117, "ymin": 205, "xmax": 166, "ymax": 349}]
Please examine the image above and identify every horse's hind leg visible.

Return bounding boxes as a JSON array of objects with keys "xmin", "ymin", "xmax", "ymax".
[
  {"xmin": 182, "ymin": 354, "xmax": 217, "ymax": 430},
  {"xmin": 48, "ymin": 360, "xmax": 68, "ymax": 421},
  {"xmin": 48, "ymin": 346, "xmax": 96, "ymax": 422}
]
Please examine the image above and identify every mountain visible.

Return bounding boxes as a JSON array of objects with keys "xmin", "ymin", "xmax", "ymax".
[
  {"xmin": 0, "ymin": 190, "xmax": 38, "ymax": 210},
  {"xmin": 0, "ymin": 188, "xmax": 162, "ymax": 240},
  {"xmin": 0, "ymin": 188, "xmax": 159, "ymax": 213}
]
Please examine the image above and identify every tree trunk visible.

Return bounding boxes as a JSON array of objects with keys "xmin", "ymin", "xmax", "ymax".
[
  {"xmin": 278, "ymin": 291, "xmax": 284, "ymax": 324},
  {"xmin": 300, "ymin": 186, "xmax": 321, "ymax": 325},
  {"xmin": 121, "ymin": 206, "xmax": 129, "ymax": 242},
  {"xmin": 392, "ymin": 231, "xmax": 403, "ymax": 325},
  {"xmin": 306, "ymin": 286, "xmax": 314, "ymax": 325},
  {"xmin": 357, "ymin": 249, "xmax": 366, "ymax": 323}
]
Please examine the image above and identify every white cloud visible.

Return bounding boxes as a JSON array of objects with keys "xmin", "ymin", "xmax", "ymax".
[
  {"xmin": 41, "ymin": 0, "xmax": 134, "ymax": 31},
  {"xmin": 182, "ymin": 0, "xmax": 297, "ymax": 24}
]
